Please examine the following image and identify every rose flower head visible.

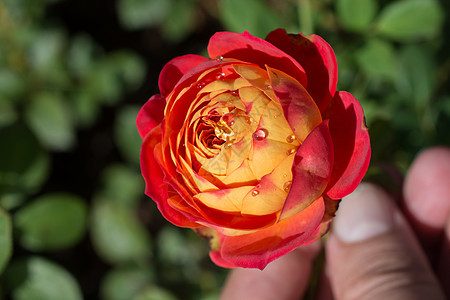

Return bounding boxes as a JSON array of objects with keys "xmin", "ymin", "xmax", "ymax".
[{"xmin": 137, "ymin": 29, "xmax": 370, "ymax": 269}]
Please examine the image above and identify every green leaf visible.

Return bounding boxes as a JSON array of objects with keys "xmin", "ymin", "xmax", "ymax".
[
  {"xmin": 218, "ymin": 0, "xmax": 285, "ymax": 38},
  {"xmin": 3, "ymin": 257, "xmax": 83, "ymax": 300},
  {"xmin": 0, "ymin": 123, "xmax": 49, "ymax": 206},
  {"xmin": 91, "ymin": 198, "xmax": 151, "ymax": 264},
  {"xmin": 14, "ymin": 193, "xmax": 88, "ymax": 251},
  {"xmin": 117, "ymin": 0, "xmax": 173, "ymax": 30},
  {"xmin": 99, "ymin": 164, "xmax": 144, "ymax": 206},
  {"xmin": 101, "ymin": 266, "xmax": 155, "ymax": 300},
  {"xmin": 336, "ymin": 0, "xmax": 378, "ymax": 32},
  {"xmin": 0, "ymin": 207, "xmax": 12, "ymax": 274},
  {"xmin": 355, "ymin": 39, "xmax": 396, "ymax": 80},
  {"xmin": 376, "ymin": 0, "xmax": 444, "ymax": 41},
  {"xmin": 395, "ymin": 45, "xmax": 435, "ymax": 107},
  {"xmin": 25, "ymin": 92, "xmax": 75, "ymax": 151},
  {"xmin": 161, "ymin": 0, "xmax": 196, "ymax": 43},
  {"xmin": 114, "ymin": 105, "xmax": 142, "ymax": 165},
  {"xmin": 133, "ymin": 285, "xmax": 178, "ymax": 300}
]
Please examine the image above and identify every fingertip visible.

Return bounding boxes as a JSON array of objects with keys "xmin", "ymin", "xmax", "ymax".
[
  {"xmin": 220, "ymin": 242, "xmax": 321, "ymax": 300},
  {"xmin": 404, "ymin": 147, "xmax": 450, "ymax": 244}
]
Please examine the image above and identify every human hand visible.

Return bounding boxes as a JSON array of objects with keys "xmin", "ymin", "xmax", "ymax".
[{"xmin": 220, "ymin": 147, "xmax": 450, "ymax": 300}]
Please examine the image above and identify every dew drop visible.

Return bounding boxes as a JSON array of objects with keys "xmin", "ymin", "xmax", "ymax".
[
  {"xmin": 286, "ymin": 134, "xmax": 296, "ymax": 143},
  {"xmin": 251, "ymin": 190, "xmax": 259, "ymax": 197},
  {"xmin": 286, "ymin": 148, "xmax": 296, "ymax": 156},
  {"xmin": 216, "ymin": 72, "xmax": 225, "ymax": 80},
  {"xmin": 228, "ymin": 120, "xmax": 235, "ymax": 126},
  {"xmin": 283, "ymin": 181, "xmax": 292, "ymax": 193},
  {"xmin": 215, "ymin": 56, "xmax": 224, "ymax": 62},
  {"xmin": 282, "ymin": 173, "xmax": 287, "ymax": 178},
  {"xmin": 252, "ymin": 128, "xmax": 269, "ymax": 141},
  {"xmin": 230, "ymin": 90, "xmax": 238, "ymax": 96},
  {"xmin": 197, "ymin": 81, "xmax": 206, "ymax": 89},
  {"xmin": 265, "ymin": 85, "xmax": 272, "ymax": 90}
]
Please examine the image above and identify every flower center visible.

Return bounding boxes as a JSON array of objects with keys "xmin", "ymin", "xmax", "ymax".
[{"xmin": 214, "ymin": 119, "xmax": 236, "ymax": 144}]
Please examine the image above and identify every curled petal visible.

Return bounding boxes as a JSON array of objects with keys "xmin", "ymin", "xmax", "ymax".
[
  {"xmin": 267, "ymin": 66, "xmax": 322, "ymax": 143},
  {"xmin": 140, "ymin": 128, "xmax": 199, "ymax": 227},
  {"xmin": 208, "ymin": 31, "xmax": 307, "ymax": 88},
  {"xmin": 159, "ymin": 54, "xmax": 208, "ymax": 97},
  {"xmin": 136, "ymin": 94, "xmax": 166, "ymax": 138},
  {"xmin": 266, "ymin": 29, "xmax": 337, "ymax": 112},
  {"xmin": 280, "ymin": 120, "xmax": 334, "ymax": 220},
  {"xmin": 323, "ymin": 91, "xmax": 371, "ymax": 199},
  {"xmin": 210, "ymin": 197, "xmax": 325, "ymax": 269}
]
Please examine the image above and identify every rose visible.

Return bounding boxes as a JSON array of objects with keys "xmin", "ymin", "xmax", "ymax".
[{"xmin": 137, "ymin": 29, "xmax": 370, "ymax": 269}]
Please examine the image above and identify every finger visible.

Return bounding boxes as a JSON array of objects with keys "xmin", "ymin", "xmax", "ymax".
[
  {"xmin": 326, "ymin": 183, "xmax": 445, "ymax": 300},
  {"xmin": 437, "ymin": 217, "xmax": 450, "ymax": 297},
  {"xmin": 220, "ymin": 242, "xmax": 320, "ymax": 300},
  {"xmin": 403, "ymin": 147, "xmax": 450, "ymax": 254}
]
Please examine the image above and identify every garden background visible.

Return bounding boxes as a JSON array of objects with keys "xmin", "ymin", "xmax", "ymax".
[{"xmin": 0, "ymin": 0, "xmax": 449, "ymax": 299}]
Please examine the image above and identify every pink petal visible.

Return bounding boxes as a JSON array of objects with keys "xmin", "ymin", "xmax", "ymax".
[
  {"xmin": 323, "ymin": 91, "xmax": 371, "ymax": 199},
  {"xmin": 140, "ymin": 127, "xmax": 199, "ymax": 227},
  {"xmin": 280, "ymin": 120, "xmax": 334, "ymax": 219},
  {"xmin": 136, "ymin": 94, "xmax": 166, "ymax": 138},
  {"xmin": 265, "ymin": 29, "xmax": 337, "ymax": 112},
  {"xmin": 158, "ymin": 54, "xmax": 208, "ymax": 97},
  {"xmin": 207, "ymin": 31, "xmax": 307, "ymax": 88},
  {"xmin": 210, "ymin": 197, "xmax": 325, "ymax": 269}
]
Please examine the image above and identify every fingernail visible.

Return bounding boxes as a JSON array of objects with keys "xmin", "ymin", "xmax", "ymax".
[{"xmin": 333, "ymin": 183, "xmax": 395, "ymax": 243}]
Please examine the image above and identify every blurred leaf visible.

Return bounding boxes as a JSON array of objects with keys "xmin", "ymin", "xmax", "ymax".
[
  {"xmin": 0, "ymin": 69, "xmax": 26, "ymax": 99},
  {"xmin": 91, "ymin": 198, "xmax": 151, "ymax": 264},
  {"xmin": 3, "ymin": 256, "xmax": 83, "ymax": 300},
  {"xmin": 134, "ymin": 285, "xmax": 178, "ymax": 300},
  {"xmin": 395, "ymin": 45, "xmax": 435, "ymax": 106},
  {"xmin": 25, "ymin": 92, "xmax": 75, "ymax": 151},
  {"xmin": 0, "ymin": 98, "xmax": 18, "ymax": 128},
  {"xmin": 376, "ymin": 0, "xmax": 444, "ymax": 41},
  {"xmin": 14, "ymin": 193, "xmax": 87, "ymax": 251},
  {"xmin": 336, "ymin": 0, "xmax": 377, "ymax": 32},
  {"xmin": 218, "ymin": 0, "xmax": 285, "ymax": 38},
  {"xmin": 67, "ymin": 34, "xmax": 97, "ymax": 78},
  {"xmin": 0, "ymin": 123, "xmax": 49, "ymax": 205},
  {"xmin": 28, "ymin": 29, "xmax": 65, "ymax": 74},
  {"xmin": 99, "ymin": 164, "xmax": 144, "ymax": 206},
  {"xmin": 355, "ymin": 39, "xmax": 396, "ymax": 80},
  {"xmin": 101, "ymin": 266, "xmax": 155, "ymax": 300},
  {"xmin": 70, "ymin": 91, "xmax": 100, "ymax": 128},
  {"xmin": 117, "ymin": 0, "xmax": 172, "ymax": 30},
  {"xmin": 114, "ymin": 105, "xmax": 142, "ymax": 165},
  {"xmin": 0, "ymin": 207, "xmax": 12, "ymax": 274},
  {"xmin": 161, "ymin": 0, "xmax": 196, "ymax": 43},
  {"xmin": 86, "ymin": 52, "xmax": 145, "ymax": 105}
]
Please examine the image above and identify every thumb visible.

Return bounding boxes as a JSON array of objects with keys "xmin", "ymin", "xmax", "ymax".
[{"xmin": 326, "ymin": 183, "xmax": 445, "ymax": 300}]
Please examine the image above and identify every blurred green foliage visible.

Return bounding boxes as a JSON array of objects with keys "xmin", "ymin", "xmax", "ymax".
[{"xmin": 0, "ymin": 0, "xmax": 449, "ymax": 299}]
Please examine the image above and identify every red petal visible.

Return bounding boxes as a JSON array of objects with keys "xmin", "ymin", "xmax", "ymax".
[
  {"xmin": 136, "ymin": 94, "xmax": 166, "ymax": 138},
  {"xmin": 301, "ymin": 197, "xmax": 339, "ymax": 244},
  {"xmin": 265, "ymin": 29, "xmax": 337, "ymax": 112},
  {"xmin": 140, "ymin": 127, "xmax": 199, "ymax": 227},
  {"xmin": 211, "ymin": 197, "xmax": 325, "ymax": 269},
  {"xmin": 158, "ymin": 54, "xmax": 208, "ymax": 97},
  {"xmin": 323, "ymin": 91, "xmax": 371, "ymax": 199},
  {"xmin": 207, "ymin": 31, "xmax": 307, "ymax": 88},
  {"xmin": 280, "ymin": 120, "xmax": 334, "ymax": 219}
]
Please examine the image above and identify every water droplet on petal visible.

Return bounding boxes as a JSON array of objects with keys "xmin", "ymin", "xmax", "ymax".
[
  {"xmin": 228, "ymin": 120, "xmax": 235, "ymax": 126},
  {"xmin": 230, "ymin": 90, "xmax": 238, "ymax": 96},
  {"xmin": 251, "ymin": 190, "xmax": 259, "ymax": 196},
  {"xmin": 286, "ymin": 134, "xmax": 296, "ymax": 143},
  {"xmin": 197, "ymin": 81, "xmax": 206, "ymax": 89},
  {"xmin": 265, "ymin": 85, "xmax": 272, "ymax": 90},
  {"xmin": 283, "ymin": 181, "xmax": 292, "ymax": 193},
  {"xmin": 283, "ymin": 173, "xmax": 287, "ymax": 178},
  {"xmin": 286, "ymin": 148, "xmax": 296, "ymax": 156},
  {"xmin": 252, "ymin": 128, "xmax": 268, "ymax": 141},
  {"xmin": 215, "ymin": 56, "xmax": 223, "ymax": 62},
  {"xmin": 216, "ymin": 72, "xmax": 225, "ymax": 80}
]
